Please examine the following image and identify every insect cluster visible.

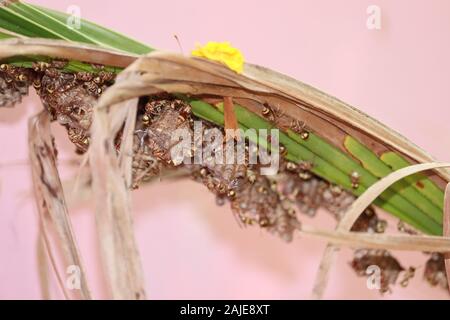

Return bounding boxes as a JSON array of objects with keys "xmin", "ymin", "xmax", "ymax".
[
  {"xmin": 424, "ymin": 253, "xmax": 448, "ymax": 290},
  {"xmin": 0, "ymin": 64, "xmax": 34, "ymax": 107},
  {"xmin": 351, "ymin": 249, "xmax": 406, "ymax": 293},
  {"xmin": 131, "ymin": 97, "xmax": 194, "ymax": 187},
  {"xmin": 1, "ymin": 60, "xmax": 447, "ymax": 295},
  {"xmin": 0, "ymin": 61, "xmax": 115, "ymax": 153},
  {"xmin": 35, "ymin": 61, "xmax": 115, "ymax": 153},
  {"xmin": 131, "ymin": 96, "xmax": 301, "ymax": 241}
]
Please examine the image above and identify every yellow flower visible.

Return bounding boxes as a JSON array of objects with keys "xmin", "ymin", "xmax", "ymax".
[{"xmin": 191, "ymin": 42, "xmax": 244, "ymax": 73}]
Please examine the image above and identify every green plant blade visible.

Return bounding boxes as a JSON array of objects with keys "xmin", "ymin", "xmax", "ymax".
[
  {"xmin": 381, "ymin": 151, "xmax": 445, "ymax": 209},
  {"xmin": 0, "ymin": 1, "xmax": 153, "ymax": 54},
  {"xmin": 31, "ymin": 4, "xmax": 153, "ymax": 55},
  {"xmin": 0, "ymin": 5, "xmax": 58, "ymax": 38},
  {"xmin": 344, "ymin": 136, "xmax": 443, "ymax": 224}
]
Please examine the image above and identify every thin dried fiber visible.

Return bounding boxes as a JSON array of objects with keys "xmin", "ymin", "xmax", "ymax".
[{"xmin": 36, "ymin": 227, "xmax": 50, "ymax": 300}]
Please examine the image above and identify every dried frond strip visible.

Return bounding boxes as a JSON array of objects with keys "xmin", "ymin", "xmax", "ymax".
[
  {"xmin": 0, "ymin": 38, "xmax": 137, "ymax": 68},
  {"xmin": 29, "ymin": 111, "xmax": 91, "ymax": 300},
  {"xmin": 89, "ymin": 93, "xmax": 146, "ymax": 300},
  {"xmin": 36, "ymin": 227, "xmax": 50, "ymax": 300},
  {"xmin": 300, "ymin": 226, "xmax": 450, "ymax": 252}
]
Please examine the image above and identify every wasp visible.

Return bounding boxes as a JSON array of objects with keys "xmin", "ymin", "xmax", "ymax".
[
  {"xmin": 351, "ymin": 208, "xmax": 387, "ymax": 233},
  {"xmin": 279, "ymin": 144, "xmax": 288, "ymax": 157},
  {"xmin": 350, "ymin": 170, "xmax": 360, "ymax": 189},
  {"xmin": 289, "ymin": 119, "xmax": 310, "ymax": 140},
  {"xmin": 261, "ymin": 103, "xmax": 284, "ymax": 123},
  {"xmin": 297, "ymin": 160, "xmax": 314, "ymax": 180},
  {"xmin": 400, "ymin": 266, "xmax": 416, "ymax": 287}
]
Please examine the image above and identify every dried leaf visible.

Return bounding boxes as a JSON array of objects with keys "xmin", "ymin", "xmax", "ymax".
[
  {"xmin": 89, "ymin": 89, "xmax": 146, "ymax": 299},
  {"xmin": 0, "ymin": 38, "xmax": 136, "ymax": 67},
  {"xmin": 36, "ymin": 227, "xmax": 50, "ymax": 299},
  {"xmin": 29, "ymin": 111, "xmax": 91, "ymax": 299}
]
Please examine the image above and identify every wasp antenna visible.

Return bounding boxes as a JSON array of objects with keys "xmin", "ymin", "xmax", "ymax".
[{"xmin": 173, "ymin": 34, "xmax": 184, "ymax": 55}]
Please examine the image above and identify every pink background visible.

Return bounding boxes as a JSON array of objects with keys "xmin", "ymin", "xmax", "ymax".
[{"xmin": 1, "ymin": 0, "xmax": 450, "ymax": 299}]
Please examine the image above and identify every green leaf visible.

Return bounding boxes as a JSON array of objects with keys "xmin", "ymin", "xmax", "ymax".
[
  {"xmin": 381, "ymin": 151, "xmax": 445, "ymax": 209},
  {"xmin": 344, "ymin": 136, "xmax": 443, "ymax": 224},
  {"xmin": 0, "ymin": 5, "xmax": 58, "ymax": 38},
  {"xmin": 0, "ymin": 1, "xmax": 153, "ymax": 55}
]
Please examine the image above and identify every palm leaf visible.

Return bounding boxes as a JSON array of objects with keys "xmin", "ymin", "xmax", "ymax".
[
  {"xmin": 0, "ymin": 1, "xmax": 153, "ymax": 54},
  {"xmin": 1, "ymin": 0, "xmax": 449, "ymax": 298},
  {"xmin": 0, "ymin": 1, "xmax": 447, "ymax": 234}
]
